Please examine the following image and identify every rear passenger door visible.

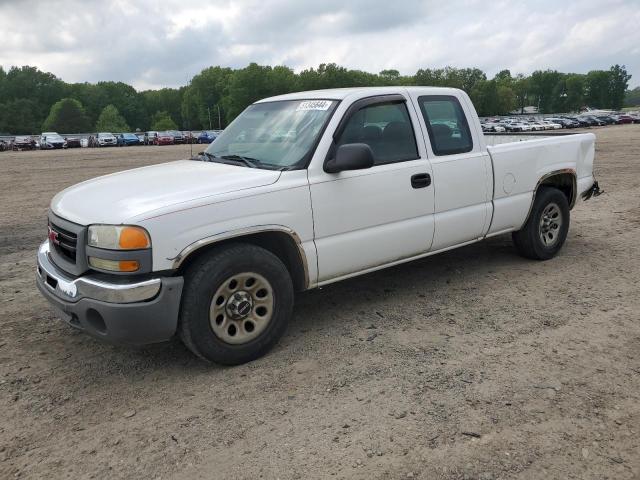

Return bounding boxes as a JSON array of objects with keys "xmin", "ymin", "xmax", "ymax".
[
  {"xmin": 308, "ymin": 94, "xmax": 435, "ymax": 283},
  {"xmin": 409, "ymin": 93, "xmax": 493, "ymax": 250}
]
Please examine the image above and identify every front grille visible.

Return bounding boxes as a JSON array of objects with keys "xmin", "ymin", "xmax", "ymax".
[{"xmin": 50, "ymin": 222, "xmax": 78, "ymax": 262}]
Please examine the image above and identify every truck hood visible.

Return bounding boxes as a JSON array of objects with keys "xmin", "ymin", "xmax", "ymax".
[{"xmin": 51, "ymin": 160, "xmax": 281, "ymax": 225}]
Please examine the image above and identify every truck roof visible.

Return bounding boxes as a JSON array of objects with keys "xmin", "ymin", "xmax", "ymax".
[{"xmin": 257, "ymin": 86, "xmax": 463, "ymax": 103}]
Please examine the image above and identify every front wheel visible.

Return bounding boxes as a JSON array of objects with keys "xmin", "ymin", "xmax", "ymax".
[
  {"xmin": 512, "ymin": 186, "xmax": 570, "ymax": 260},
  {"xmin": 178, "ymin": 244, "xmax": 294, "ymax": 365}
]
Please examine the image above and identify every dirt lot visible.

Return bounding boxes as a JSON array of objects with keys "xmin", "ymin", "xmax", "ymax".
[{"xmin": 0, "ymin": 127, "xmax": 639, "ymax": 479}]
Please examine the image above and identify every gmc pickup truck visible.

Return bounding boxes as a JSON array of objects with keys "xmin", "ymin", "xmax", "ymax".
[{"xmin": 36, "ymin": 87, "xmax": 601, "ymax": 365}]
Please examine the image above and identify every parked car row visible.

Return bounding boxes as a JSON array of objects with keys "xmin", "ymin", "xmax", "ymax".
[
  {"xmin": 481, "ymin": 112, "xmax": 640, "ymax": 133},
  {"xmin": 0, "ymin": 133, "xmax": 71, "ymax": 151},
  {"xmin": 138, "ymin": 130, "xmax": 220, "ymax": 146},
  {"xmin": 1, "ymin": 129, "xmax": 225, "ymax": 152},
  {"xmin": 85, "ymin": 130, "xmax": 222, "ymax": 147}
]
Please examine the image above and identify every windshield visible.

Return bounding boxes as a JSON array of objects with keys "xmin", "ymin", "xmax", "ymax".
[{"xmin": 204, "ymin": 99, "xmax": 337, "ymax": 169}]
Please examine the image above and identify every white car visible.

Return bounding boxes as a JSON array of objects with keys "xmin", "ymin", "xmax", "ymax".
[
  {"xmin": 40, "ymin": 132, "xmax": 67, "ymax": 149},
  {"xmin": 541, "ymin": 120, "xmax": 562, "ymax": 130},
  {"xmin": 505, "ymin": 122, "xmax": 532, "ymax": 132},
  {"xmin": 528, "ymin": 122, "xmax": 547, "ymax": 131},
  {"xmin": 96, "ymin": 132, "xmax": 117, "ymax": 147},
  {"xmin": 36, "ymin": 86, "xmax": 601, "ymax": 365},
  {"xmin": 481, "ymin": 123, "xmax": 506, "ymax": 133}
]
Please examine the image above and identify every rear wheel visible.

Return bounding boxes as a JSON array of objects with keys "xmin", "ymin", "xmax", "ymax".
[
  {"xmin": 512, "ymin": 186, "xmax": 570, "ymax": 260},
  {"xmin": 179, "ymin": 244, "xmax": 294, "ymax": 365}
]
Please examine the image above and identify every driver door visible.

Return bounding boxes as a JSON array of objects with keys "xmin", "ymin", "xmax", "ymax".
[{"xmin": 308, "ymin": 94, "xmax": 435, "ymax": 284}]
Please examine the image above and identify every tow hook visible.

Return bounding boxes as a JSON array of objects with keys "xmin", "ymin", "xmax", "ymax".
[{"xmin": 582, "ymin": 180, "xmax": 603, "ymax": 201}]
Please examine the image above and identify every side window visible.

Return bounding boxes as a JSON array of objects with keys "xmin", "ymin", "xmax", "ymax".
[
  {"xmin": 336, "ymin": 101, "xmax": 418, "ymax": 165},
  {"xmin": 418, "ymin": 95, "xmax": 473, "ymax": 155}
]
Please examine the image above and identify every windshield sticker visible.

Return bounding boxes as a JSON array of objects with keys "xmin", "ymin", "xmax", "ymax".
[{"xmin": 296, "ymin": 100, "xmax": 332, "ymax": 111}]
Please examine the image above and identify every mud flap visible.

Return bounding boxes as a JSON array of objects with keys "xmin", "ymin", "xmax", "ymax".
[{"xmin": 581, "ymin": 180, "xmax": 603, "ymax": 201}]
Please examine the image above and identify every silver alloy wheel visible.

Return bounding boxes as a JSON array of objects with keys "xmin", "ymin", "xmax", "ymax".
[
  {"xmin": 539, "ymin": 202, "xmax": 562, "ymax": 247},
  {"xmin": 209, "ymin": 272, "xmax": 274, "ymax": 345}
]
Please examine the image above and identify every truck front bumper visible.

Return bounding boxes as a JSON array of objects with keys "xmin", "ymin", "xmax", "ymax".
[{"xmin": 36, "ymin": 241, "xmax": 183, "ymax": 345}]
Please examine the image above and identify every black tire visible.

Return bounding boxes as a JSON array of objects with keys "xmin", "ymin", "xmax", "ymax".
[
  {"xmin": 178, "ymin": 243, "xmax": 294, "ymax": 365},
  {"xmin": 512, "ymin": 186, "xmax": 570, "ymax": 260}
]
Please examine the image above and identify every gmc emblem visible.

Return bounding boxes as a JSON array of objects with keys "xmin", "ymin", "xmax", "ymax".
[{"xmin": 48, "ymin": 226, "xmax": 60, "ymax": 246}]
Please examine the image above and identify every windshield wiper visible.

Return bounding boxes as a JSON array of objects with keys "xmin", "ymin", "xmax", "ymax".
[
  {"xmin": 193, "ymin": 151, "xmax": 218, "ymax": 162},
  {"xmin": 195, "ymin": 152, "xmax": 270, "ymax": 169},
  {"xmin": 219, "ymin": 154, "xmax": 260, "ymax": 168}
]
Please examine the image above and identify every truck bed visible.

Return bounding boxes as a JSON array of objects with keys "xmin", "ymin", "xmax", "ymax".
[{"xmin": 484, "ymin": 132, "xmax": 596, "ymax": 236}]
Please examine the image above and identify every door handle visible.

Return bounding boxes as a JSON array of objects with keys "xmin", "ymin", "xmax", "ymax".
[{"xmin": 411, "ymin": 173, "xmax": 431, "ymax": 189}]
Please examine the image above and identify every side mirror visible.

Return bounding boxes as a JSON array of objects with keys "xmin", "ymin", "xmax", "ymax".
[{"xmin": 324, "ymin": 143, "xmax": 374, "ymax": 174}]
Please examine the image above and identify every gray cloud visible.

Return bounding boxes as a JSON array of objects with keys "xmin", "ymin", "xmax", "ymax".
[{"xmin": 1, "ymin": 0, "xmax": 638, "ymax": 89}]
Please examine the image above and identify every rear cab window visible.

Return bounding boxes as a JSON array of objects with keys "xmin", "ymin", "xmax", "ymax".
[{"xmin": 418, "ymin": 95, "xmax": 473, "ymax": 155}]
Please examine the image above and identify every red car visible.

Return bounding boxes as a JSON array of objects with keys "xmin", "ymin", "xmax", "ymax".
[
  {"xmin": 616, "ymin": 115, "xmax": 634, "ymax": 124},
  {"xmin": 156, "ymin": 131, "xmax": 174, "ymax": 145}
]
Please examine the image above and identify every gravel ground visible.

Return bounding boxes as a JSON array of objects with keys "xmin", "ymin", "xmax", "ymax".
[{"xmin": 0, "ymin": 127, "xmax": 639, "ymax": 479}]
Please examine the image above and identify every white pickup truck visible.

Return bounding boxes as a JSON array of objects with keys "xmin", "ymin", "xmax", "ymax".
[{"xmin": 36, "ymin": 87, "xmax": 601, "ymax": 364}]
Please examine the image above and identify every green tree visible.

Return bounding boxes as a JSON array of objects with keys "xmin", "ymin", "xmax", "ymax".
[
  {"xmin": 95, "ymin": 81, "xmax": 146, "ymax": 130},
  {"xmin": 0, "ymin": 61, "xmax": 632, "ymax": 132},
  {"xmin": 143, "ymin": 88, "xmax": 183, "ymax": 128},
  {"xmin": 379, "ymin": 69, "xmax": 401, "ymax": 84},
  {"xmin": 414, "ymin": 68, "xmax": 447, "ymax": 87},
  {"xmin": 181, "ymin": 87, "xmax": 203, "ymax": 130},
  {"xmin": 625, "ymin": 87, "xmax": 640, "ymax": 107},
  {"xmin": 585, "ymin": 70, "xmax": 611, "ymax": 108},
  {"xmin": 513, "ymin": 75, "xmax": 530, "ymax": 114},
  {"xmin": 414, "ymin": 67, "xmax": 486, "ymax": 93},
  {"xmin": 95, "ymin": 104, "xmax": 130, "ymax": 132},
  {"xmin": 42, "ymin": 98, "xmax": 90, "ymax": 132},
  {"xmin": 609, "ymin": 64, "xmax": 631, "ymax": 110},
  {"xmin": 181, "ymin": 66, "xmax": 233, "ymax": 130},
  {"xmin": 564, "ymin": 74, "xmax": 585, "ymax": 112},
  {"xmin": 492, "ymin": 70, "xmax": 517, "ymax": 114},
  {"xmin": 470, "ymin": 80, "xmax": 514, "ymax": 116},
  {"xmin": 3, "ymin": 66, "xmax": 65, "ymax": 118},
  {"xmin": 150, "ymin": 111, "xmax": 177, "ymax": 130},
  {"xmin": 66, "ymin": 82, "xmax": 110, "ymax": 128},
  {"xmin": 0, "ymin": 66, "xmax": 6, "ymax": 99},
  {"xmin": 494, "ymin": 69, "xmax": 513, "ymax": 85},
  {"xmin": 0, "ymin": 98, "xmax": 42, "ymax": 134},
  {"xmin": 496, "ymin": 85, "xmax": 516, "ymax": 115},
  {"xmin": 223, "ymin": 63, "xmax": 297, "ymax": 122},
  {"xmin": 529, "ymin": 70, "xmax": 562, "ymax": 113}
]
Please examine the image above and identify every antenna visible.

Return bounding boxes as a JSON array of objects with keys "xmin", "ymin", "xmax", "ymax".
[{"xmin": 187, "ymin": 73, "xmax": 193, "ymax": 159}]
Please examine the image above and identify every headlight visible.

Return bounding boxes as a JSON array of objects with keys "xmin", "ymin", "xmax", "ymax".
[{"xmin": 88, "ymin": 225, "xmax": 151, "ymax": 250}]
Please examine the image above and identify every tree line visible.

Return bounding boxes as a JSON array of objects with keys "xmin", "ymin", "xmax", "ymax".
[{"xmin": 0, "ymin": 63, "xmax": 633, "ymax": 135}]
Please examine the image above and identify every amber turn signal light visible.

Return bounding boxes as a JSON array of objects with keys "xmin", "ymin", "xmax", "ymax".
[
  {"xmin": 89, "ymin": 257, "xmax": 140, "ymax": 272},
  {"xmin": 118, "ymin": 227, "xmax": 151, "ymax": 249}
]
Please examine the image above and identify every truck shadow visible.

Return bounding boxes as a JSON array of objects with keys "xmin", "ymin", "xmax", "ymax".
[
  {"xmin": 150, "ymin": 234, "xmax": 522, "ymax": 362},
  {"xmin": 51, "ymin": 234, "xmax": 528, "ymax": 379},
  {"xmin": 292, "ymin": 234, "xmax": 520, "ymax": 325}
]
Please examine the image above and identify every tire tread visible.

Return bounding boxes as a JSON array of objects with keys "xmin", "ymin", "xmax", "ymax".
[
  {"xmin": 178, "ymin": 243, "xmax": 293, "ymax": 365},
  {"xmin": 512, "ymin": 186, "xmax": 570, "ymax": 260}
]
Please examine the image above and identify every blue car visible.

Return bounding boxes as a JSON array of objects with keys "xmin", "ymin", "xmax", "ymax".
[
  {"xmin": 197, "ymin": 130, "xmax": 217, "ymax": 144},
  {"xmin": 116, "ymin": 133, "xmax": 142, "ymax": 146}
]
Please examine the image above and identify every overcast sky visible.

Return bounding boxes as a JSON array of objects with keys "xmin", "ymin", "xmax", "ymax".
[{"xmin": 1, "ymin": 0, "xmax": 638, "ymax": 90}]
